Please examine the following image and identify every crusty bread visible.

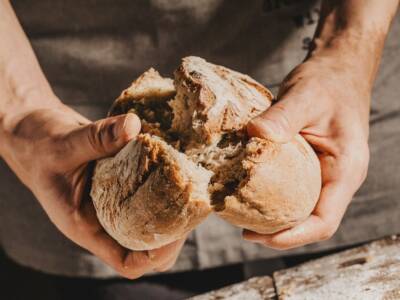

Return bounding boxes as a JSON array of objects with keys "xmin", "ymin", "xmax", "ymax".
[
  {"xmin": 109, "ymin": 68, "xmax": 176, "ymax": 117},
  {"xmin": 91, "ymin": 57, "xmax": 321, "ymax": 250},
  {"xmin": 217, "ymin": 136, "xmax": 321, "ymax": 234},
  {"xmin": 171, "ymin": 56, "xmax": 273, "ymax": 145},
  {"xmin": 91, "ymin": 134, "xmax": 212, "ymax": 250}
]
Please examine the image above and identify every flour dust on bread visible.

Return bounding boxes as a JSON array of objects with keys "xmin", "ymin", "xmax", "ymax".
[{"xmin": 91, "ymin": 57, "xmax": 321, "ymax": 250}]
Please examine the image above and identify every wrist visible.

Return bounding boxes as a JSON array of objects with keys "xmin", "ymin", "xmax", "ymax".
[
  {"xmin": 0, "ymin": 58, "xmax": 58, "ymax": 113},
  {"xmin": 307, "ymin": 0, "xmax": 398, "ymax": 90},
  {"xmin": 0, "ymin": 88, "xmax": 62, "ymax": 155},
  {"xmin": 0, "ymin": 86, "xmax": 61, "ymax": 121},
  {"xmin": 307, "ymin": 30, "xmax": 383, "ymax": 92}
]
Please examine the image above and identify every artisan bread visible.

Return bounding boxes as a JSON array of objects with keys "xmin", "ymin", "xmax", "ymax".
[
  {"xmin": 170, "ymin": 56, "xmax": 273, "ymax": 144},
  {"xmin": 91, "ymin": 133, "xmax": 212, "ymax": 250},
  {"xmin": 216, "ymin": 136, "xmax": 321, "ymax": 234},
  {"xmin": 91, "ymin": 57, "xmax": 321, "ymax": 250}
]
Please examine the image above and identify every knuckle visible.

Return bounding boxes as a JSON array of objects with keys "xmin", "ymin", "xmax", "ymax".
[
  {"xmin": 271, "ymin": 103, "xmax": 290, "ymax": 121},
  {"xmin": 87, "ymin": 123, "xmax": 103, "ymax": 153},
  {"xmin": 86, "ymin": 121, "xmax": 115, "ymax": 156},
  {"xmin": 320, "ymin": 223, "xmax": 338, "ymax": 241},
  {"xmin": 269, "ymin": 104, "xmax": 292, "ymax": 132},
  {"xmin": 343, "ymin": 142, "xmax": 370, "ymax": 183},
  {"xmin": 94, "ymin": 120, "xmax": 118, "ymax": 153}
]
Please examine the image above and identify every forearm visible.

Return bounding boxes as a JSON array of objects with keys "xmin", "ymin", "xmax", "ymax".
[
  {"xmin": 248, "ymin": 1, "xmax": 398, "ymax": 250},
  {"xmin": 309, "ymin": 0, "xmax": 399, "ymax": 90},
  {"xmin": 0, "ymin": 0, "xmax": 66, "ymax": 157},
  {"xmin": 0, "ymin": 1, "xmax": 61, "ymax": 131}
]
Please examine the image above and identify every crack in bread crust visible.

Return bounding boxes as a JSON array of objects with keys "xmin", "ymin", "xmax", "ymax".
[
  {"xmin": 171, "ymin": 57, "xmax": 273, "ymax": 145},
  {"xmin": 91, "ymin": 57, "xmax": 321, "ymax": 249}
]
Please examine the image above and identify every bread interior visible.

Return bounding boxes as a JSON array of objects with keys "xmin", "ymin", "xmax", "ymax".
[
  {"xmin": 135, "ymin": 134, "xmax": 213, "ymax": 208},
  {"xmin": 109, "ymin": 71, "xmax": 252, "ymax": 210},
  {"xmin": 168, "ymin": 90, "xmax": 248, "ymax": 209},
  {"xmin": 185, "ymin": 132, "xmax": 247, "ymax": 210},
  {"xmin": 114, "ymin": 77, "xmax": 248, "ymax": 211},
  {"xmin": 111, "ymin": 93, "xmax": 183, "ymax": 148}
]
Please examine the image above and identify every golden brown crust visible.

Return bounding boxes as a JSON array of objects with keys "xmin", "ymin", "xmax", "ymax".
[
  {"xmin": 171, "ymin": 56, "xmax": 273, "ymax": 144},
  {"xmin": 217, "ymin": 136, "xmax": 321, "ymax": 234},
  {"xmin": 108, "ymin": 68, "xmax": 176, "ymax": 117},
  {"xmin": 91, "ymin": 57, "xmax": 321, "ymax": 250},
  {"xmin": 172, "ymin": 57, "xmax": 320, "ymax": 234},
  {"xmin": 91, "ymin": 134, "xmax": 212, "ymax": 250}
]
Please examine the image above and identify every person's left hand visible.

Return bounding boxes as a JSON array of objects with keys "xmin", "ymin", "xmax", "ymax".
[
  {"xmin": 0, "ymin": 102, "xmax": 185, "ymax": 278},
  {"xmin": 243, "ymin": 55, "xmax": 370, "ymax": 250}
]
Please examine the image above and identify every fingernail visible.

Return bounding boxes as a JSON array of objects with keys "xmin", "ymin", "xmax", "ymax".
[{"xmin": 113, "ymin": 114, "xmax": 140, "ymax": 141}]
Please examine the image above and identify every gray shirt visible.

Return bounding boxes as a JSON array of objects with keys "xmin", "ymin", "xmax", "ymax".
[{"xmin": 1, "ymin": 0, "xmax": 399, "ymax": 277}]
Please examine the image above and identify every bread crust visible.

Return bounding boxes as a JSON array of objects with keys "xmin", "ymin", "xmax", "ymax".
[
  {"xmin": 91, "ymin": 57, "xmax": 321, "ymax": 250},
  {"xmin": 217, "ymin": 136, "xmax": 321, "ymax": 234},
  {"xmin": 91, "ymin": 134, "xmax": 212, "ymax": 250},
  {"xmin": 109, "ymin": 68, "xmax": 176, "ymax": 117},
  {"xmin": 171, "ymin": 57, "xmax": 273, "ymax": 144},
  {"xmin": 173, "ymin": 57, "xmax": 321, "ymax": 234}
]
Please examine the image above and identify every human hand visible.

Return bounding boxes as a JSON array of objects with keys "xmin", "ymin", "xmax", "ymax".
[
  {"xmin": 242, "ymin": 0, "xmax": 399, "ymax": 249},
  {"xmin": 244, "ymin": 55, "xmax": 370, "ymax": 249},
  {"xmin": 0, "ymin": 103, "xmax": 185, "ymax": 278}
]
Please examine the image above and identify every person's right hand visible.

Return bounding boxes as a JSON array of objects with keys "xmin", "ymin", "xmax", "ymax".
[
  {"xmin": 0, "ymin": 102, "xmax": 185, "ymax": 279},
  {"xmin": 244, "ymin": 54, "xmax": 370, "ymax": 250}
]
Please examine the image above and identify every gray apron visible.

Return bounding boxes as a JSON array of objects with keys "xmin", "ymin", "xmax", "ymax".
[{"xmin": 1, "ymin": 0, "xmax": 399, "ymax": 277}]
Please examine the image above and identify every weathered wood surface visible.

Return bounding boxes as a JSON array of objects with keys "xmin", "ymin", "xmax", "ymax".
[
  {"xmin": 188, "ymin": 235, "xmax": 400, "ymax": 300},
  {"xmin": 274, "ymin": 235, "xmax": 400, "ymax": 300},
  {"xmin": 188, "ymin": 276, "xmax": 276, "ymax": 300}
]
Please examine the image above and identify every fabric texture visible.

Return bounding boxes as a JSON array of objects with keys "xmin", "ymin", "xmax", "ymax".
[{"xmin": 1, "ymin": 0, "xmax": 399, "ymax": 277}]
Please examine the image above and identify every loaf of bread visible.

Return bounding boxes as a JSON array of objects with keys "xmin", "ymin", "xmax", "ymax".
[{"xmin": 91, "ymin": 57, "xmax": 321, "ymax": 250}]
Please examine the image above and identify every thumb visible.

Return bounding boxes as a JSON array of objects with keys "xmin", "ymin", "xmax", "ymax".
[
  {"xmin": 247, "ymin": 96, "xmax": 311, "ymax": 143},
  {"xmin": 66, "ymin": 113, "xmax": 141, "ymax": 165}
]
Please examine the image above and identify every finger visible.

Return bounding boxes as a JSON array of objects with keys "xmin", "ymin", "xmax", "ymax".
[
  {"xmin": 243, "ymin": 215, "xmax": 328, "ymax": 250},
  {"xmin": 154, "ymin": 238, "xmax": 186, "ymax": 272},
  {"xmin": 89, "ymin": 231, "xmax": 151, "ymax": 279},
  {"xmin": 74, "ymin": 186, "xmax": 158, "ymax": 279},
  {"xmin": 247, "ymin": 89, "xmax": 323, "ymax": 143},
  {"xmin": 148, "ymin": 238, "xmax": 186, "ymax": 269},
  {"xmin": 72, "ymin": 196, "xmax": 152, "ymax": 279},
  {"xmin": 243, "ymin": 178, "xmax": 353, "ymax": 250},
  {"xmin": 80, "ymin": 226, "xmax": 185, "ymax": 279},
  {"xmin": 65, "ymin": 113, "xmax": 141, "ymax": 166},
  {"xmin": 123, "ymin": 239, "xmax": 186, "ymax": 278}
]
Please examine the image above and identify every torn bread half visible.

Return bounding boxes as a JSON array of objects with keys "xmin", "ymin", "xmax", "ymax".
[
  {"xmin": 91, "ymin": 57, "xmax": 321, "ymax": 250},
  {"xmin": 91, "ymin": 134, "xmax": 212, "ymax": 250}
]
